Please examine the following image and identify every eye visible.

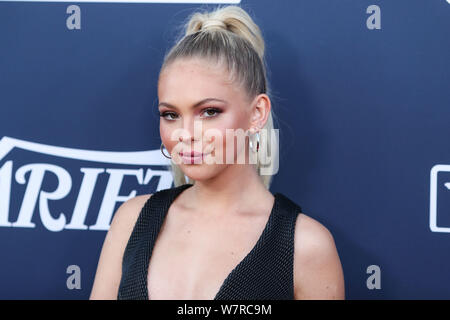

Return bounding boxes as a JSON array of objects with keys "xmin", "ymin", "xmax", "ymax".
[
  {"xmin": 159, "ymin": 107, "xmax": 222, "ymax": 121},
  {"xmin": 159, "ymin": 111, "xmax": 179, "ymax": 121},
  {"xmin": 201, "ymin": 107, "xmax": 222, "ymax": 118}
]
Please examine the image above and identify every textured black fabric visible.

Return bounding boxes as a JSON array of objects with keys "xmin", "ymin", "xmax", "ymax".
[{"xmin": 117, "ymin": 183, "xmax": 302, "ymax": 300}]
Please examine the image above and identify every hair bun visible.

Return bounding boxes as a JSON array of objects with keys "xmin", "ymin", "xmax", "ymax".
[
  {"xmin": 184, "ymin": 6, "xmax": 265, "ymax": 60},
  {"xmin": 201, "ymin": 18, "xmax": 227, "ymax": 31}
]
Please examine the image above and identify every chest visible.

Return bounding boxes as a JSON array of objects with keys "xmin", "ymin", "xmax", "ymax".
[{"xmin": 146, "ymin": 208, "xmax": 270, "ymax": 300}]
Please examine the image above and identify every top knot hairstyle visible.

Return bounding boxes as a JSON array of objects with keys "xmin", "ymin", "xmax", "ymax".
[{"xmin": 159, "ymin": 5, "xmax": 278, "ymax": 189}]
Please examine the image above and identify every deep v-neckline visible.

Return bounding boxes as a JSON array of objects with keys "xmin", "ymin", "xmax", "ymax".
[{"xmin": 144, "ymin": 184, "xmax": 279, "ymax": 300}]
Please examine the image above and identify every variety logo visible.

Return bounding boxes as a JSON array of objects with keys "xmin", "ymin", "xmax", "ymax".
[
  {"xmin": 0, "ymin": 136, "xmax": 172, "ymax": 232},
  {"xmin": 429, "ymin": 164, "xmax": 450, "ymax": 233}
]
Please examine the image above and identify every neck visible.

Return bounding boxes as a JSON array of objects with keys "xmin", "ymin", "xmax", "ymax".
[{"xmin": 184, "ymin": 164, "xmax": 272, "ymax": 218}]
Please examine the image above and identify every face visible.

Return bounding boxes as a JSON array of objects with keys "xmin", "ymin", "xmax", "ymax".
[{"xmin": 157, "ymin": 57, "xmax": 269, "ymax": 181}]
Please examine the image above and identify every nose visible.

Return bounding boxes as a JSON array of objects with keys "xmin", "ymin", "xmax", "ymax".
[{"xmin": 175, "ymin": 116, "xmax": 201, "ymax": 143}]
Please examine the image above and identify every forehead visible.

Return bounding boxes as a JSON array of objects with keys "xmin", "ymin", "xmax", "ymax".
[{"xmin": 158, "ymin": 58, "xmax": 242, "ymax": 101}]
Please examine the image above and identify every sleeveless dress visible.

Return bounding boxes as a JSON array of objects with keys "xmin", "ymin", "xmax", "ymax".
[{"xmin": 117, "ymin": 183, "xmax": 302, "ymax": 300}]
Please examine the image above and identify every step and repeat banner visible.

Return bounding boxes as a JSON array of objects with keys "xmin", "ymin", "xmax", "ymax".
[{"xmin": 0, "ymin": 0, "xmax": 449, "ymax": 299}]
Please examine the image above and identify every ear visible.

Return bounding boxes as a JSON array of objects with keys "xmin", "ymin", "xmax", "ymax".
[{"xmin": 249, "ymin": 94, "xmax": 271, "ymax": 132}]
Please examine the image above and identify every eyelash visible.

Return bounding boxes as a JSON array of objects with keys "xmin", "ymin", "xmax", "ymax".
[{"xmin": 159, "ymin": 107, "xmax": 223, "ymax": 121}]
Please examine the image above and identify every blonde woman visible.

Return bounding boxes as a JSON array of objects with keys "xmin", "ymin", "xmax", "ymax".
[{"xmin": 90, "ymin": 5, "xmax": 345, "ymax": 300}]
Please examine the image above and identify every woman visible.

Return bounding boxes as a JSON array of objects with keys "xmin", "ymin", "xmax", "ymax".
[{"xmin": 90, "ymin": 5, "xmax": 345, "ymax": 300}]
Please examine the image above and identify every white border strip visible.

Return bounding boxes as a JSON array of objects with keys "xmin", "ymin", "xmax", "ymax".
[{"xmin": 0, "ymin": 0, "xmax": 241, "ymax": 3}]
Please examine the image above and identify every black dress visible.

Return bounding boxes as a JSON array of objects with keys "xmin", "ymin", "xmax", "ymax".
[{"xmin": 117, "ymin": 183, "xmax": 302, "ymax": 300}]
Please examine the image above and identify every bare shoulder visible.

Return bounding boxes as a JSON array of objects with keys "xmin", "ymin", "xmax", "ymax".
[
  {"xmin": 89, "ymin": 193, "xmax": 153, "ymax": 300},
  {"xmin": 110, "ymin": 194, "xmax": 153, "ymax": 232},
  {"xmin": 102, "ymin": 193, "xmax": 153, "ymax": 243},
  {"xmin": 293, "ymin": 213, "xmax": 345, "ymax": 300},
  {"xmin": 294, "ymin": 213, "xmax": 334, "ymax": 252}
]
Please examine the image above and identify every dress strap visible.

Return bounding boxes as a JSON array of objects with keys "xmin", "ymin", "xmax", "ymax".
[{"xmin": 117, "ymin": 184, "xmax": 193, "ymax": 299}]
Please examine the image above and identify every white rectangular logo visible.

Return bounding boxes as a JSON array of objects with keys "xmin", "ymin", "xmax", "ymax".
[{"xmin": 430, "ymin": 164, "xmax": 450, "ymax": 233}]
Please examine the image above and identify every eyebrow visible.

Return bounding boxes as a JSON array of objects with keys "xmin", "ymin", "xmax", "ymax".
[{"xmin": 158, "ymin": 98, "xmax": 228, "ymax": 110}]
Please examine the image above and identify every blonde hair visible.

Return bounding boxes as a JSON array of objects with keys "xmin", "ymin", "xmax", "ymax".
[{"xmin": 159, "ymin": 5, "xmax": 278, "ymax": 189}]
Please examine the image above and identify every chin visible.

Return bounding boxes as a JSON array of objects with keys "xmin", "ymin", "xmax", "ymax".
[{"xmin": 179, "ymin": 163, "xmax": 227, "ymax": 182}]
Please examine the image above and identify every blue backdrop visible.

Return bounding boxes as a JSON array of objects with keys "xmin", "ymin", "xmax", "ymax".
[{"xmin": 0, "ymin": 0, "xmax": 449, "ymax": 299}]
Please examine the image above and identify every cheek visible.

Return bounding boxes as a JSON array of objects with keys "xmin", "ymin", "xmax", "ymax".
[
  {"xmin": 160, "ymin": 124, "xmax": 177, "ymax": 150},
  {"xmin": 204, "ymin": 113, "xmax": 249, "ymax": 153}
]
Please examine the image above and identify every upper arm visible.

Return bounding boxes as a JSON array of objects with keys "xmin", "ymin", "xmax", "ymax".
[
  {"xmin": 293, "ymin": 213, "xmax": 345, "ymax": 300},
  {"xmin": 89, "ymin": 194, "xmax": 152, "ymax": 300}
]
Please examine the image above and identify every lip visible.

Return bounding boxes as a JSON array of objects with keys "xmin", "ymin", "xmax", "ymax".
[
  {"xmin": 179, "ymin": 151, "xmax": 209, "ymax": 157},
  {"xmin": 178, "ymin": 151, "xmax": 212, "ymax": 163}
]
